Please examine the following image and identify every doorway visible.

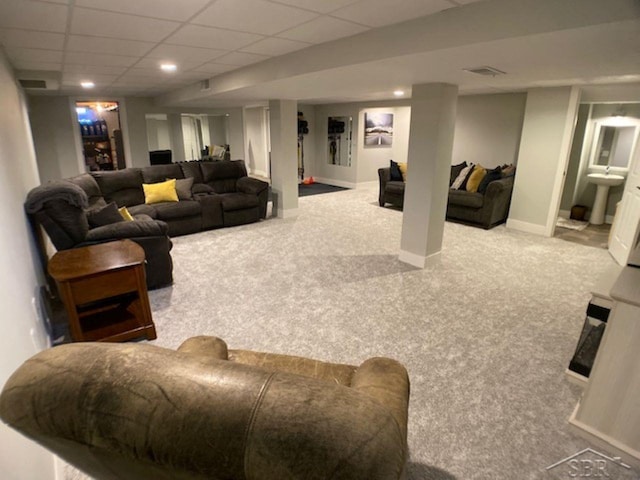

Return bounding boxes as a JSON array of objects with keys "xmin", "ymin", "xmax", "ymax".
[{"xmin": 75, "ymin": 101, "xmax": 125, "ymax": 171}]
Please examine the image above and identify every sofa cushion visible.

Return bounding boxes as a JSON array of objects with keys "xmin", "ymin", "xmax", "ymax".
[
  {"xmin": 389, "ymin": 160, "xmax": 403, "ymax": 181},
  {"xmin": 179, "ymin": 161, "xmax": 204, "ymax": 184},
  {"xmin": 448, "ymin": 190, "xmax": 484, "ymax": 208},
  {"xmin": 172, "ymin": 177, "xmax": 194, "ymax": 200},
  {"xmin": 450, "ymin": 162, "xmax": 467, "ymax": 186},
  {"xmin": 87, "ymin": 202, "xmax": 124, "ymax": 228},
  {"xmin": 128, "ymin": 204, "xmax": 158, "ymax": 219},
  {"xmin": 143, "ymin": 179, "xmax": 179, "ymax": 204},
  {"xmin": 466, "ymin": 165, "xmax": 487, "ymax": 193},
  {"xmin": 385, "ymin": 181, "xmax": 405, "ymax": 195},
  {"xmin": 219, "ymin": 193, "xmax": 259, "ymax": 212},
  {"xmin": 193, "ymin": 183, "xmax": 215, "ymax": 194},
  {"xmin": 92, "ymin": 169, "xmax": 144, "ymax": 207},
  {"xmin": 451, "ymin": 164, "xmax": 473, "ymax": 190},
  {"xmin": 478, "ymin": 166, "xmax": 503, "ymax": 194},
  {"xmin": 398, "ymin": 162, "xmax": 407, "ymax": 182},
  {"xmin": 153, "ymin": 200, "xmax": 201, "ymax": 220},
  {"xmin": 201, "ymin": 160, "xmax": 247, "ymax": 193},
  {"xmin": 67, "ymin": 174, "xmax": 105, "ymax": 209},
  {"xmin": 141, "ymin": 164, "xmax": 183, "ymax": 184}
]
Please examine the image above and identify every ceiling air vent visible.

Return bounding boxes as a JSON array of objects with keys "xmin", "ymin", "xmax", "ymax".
[
  {"xmin": 463, "ymin": 66, "xmax": 506, "ymax": 77},
  {"xmin": 201, "ymin": 79, "xmax": 210, "ymax": 91},
  {"xmin": 19, "ymin": 79, "xmax": 47, "ymax": 89}
]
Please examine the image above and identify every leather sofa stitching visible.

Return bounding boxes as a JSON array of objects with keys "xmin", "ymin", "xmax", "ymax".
[{"xmin": 242, "ymin": 372, "xmax": 275, "ymax": 480}]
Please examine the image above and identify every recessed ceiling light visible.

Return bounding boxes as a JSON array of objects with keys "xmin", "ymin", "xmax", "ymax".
[
  {"xmin": 393, "ymin": 90, "xmax": 404, "ymax": 97},
  {"xmin": 80, "ymin": 81, "xmax": 95, "ymax": 89},
  {"xmin": 160, "ymin": 63, "xmax": 177, "ymax": 72}
]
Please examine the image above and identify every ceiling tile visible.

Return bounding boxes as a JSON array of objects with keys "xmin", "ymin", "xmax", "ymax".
[
  {"xmin": 65, "ymin": 51, "xmax": 139, "ymax": 67},
  {"xmin": 67, "ymin": 35, "xmax": 155, "ymax": 57},
  {"xmin": 64, "ymin": 64, "xmax": 128, "ymax": 75},
  {"xmin": 75, "ymin": 0, "xmax": 211, "ymax": 21},
  {"xmin": 0, "ymin": 0, "xmax": 68, "ymax": 32},
  {"xmin": 270, "ymin": 0, "xmax": 360, "ymax": 14},
  {"xmin": 192, "ymin": 0, "xmax": 318, "ymax": 36},
  {"xmin": 40, "ymin": 0, "xmax": 70, "ymax": 4},
  {"xmin": 214, "ymin": 51, "xmax": 270, "ymax": 66},
  {"xmin": 0, "ymin": 29, "xmax": 65, "ymax": 50},
  {"xmin": 11, "ymin": 61, "xmax": 62, "ymax": 70},
  {"xmin": 71, "ymin": 8, "xmax": 180, "ymax": 42},
  {"xmin": 166, "ymin": 25, "xmax": 263, "ymax": 50},
  {"xmin": 277, "ymin": 16, "xmax": 368, "ymax": 43},
  {"xmin": 62, "ymin": 73, "xmax": 117, "ymax": 86},
  {"xmin": 135, "ymin": 57, "xmax": 207, "ymax": 71},
  {"xmin": 6, "ymin": 47, "xmax": 63, "ymax": 64},
  {"xmin": 192, "ymin": 63, "xmax": 237, "ymax": 74},
  {"xmin": 240, "ymin": 37, "xmax": 311, "ymax": 56},
  {"xmin": 331, "ymin": 0, "xmax": 453, "ymax": 28},
  {"xmin": 146, "ymin": 44, "xmax": 227, "ymax": 63}
]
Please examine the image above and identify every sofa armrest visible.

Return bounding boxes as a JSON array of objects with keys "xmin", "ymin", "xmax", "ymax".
[
  {"xmin": 480, "ymin": 176, "xmax": 515, "ymax": 228},
  {"xmin": 484, "ymin": 176, "xmax": 513, "ymax": 200},
  {"xmin": 84, "ymin": 219, "xmax": 168, "ymax": 242},
  {"xmin": 351, "ymin": 357, "xmax": 410, "ymax": 441},
  {"xmin": 378, "ymin": 168, "xmax": 391, "ymax": 207},
  {"xmin": 237, "ymin": 176, "xmax": 269, "ymax": 195}
]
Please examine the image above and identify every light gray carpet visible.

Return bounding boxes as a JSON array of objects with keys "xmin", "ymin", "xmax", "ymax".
[{"xmin": 64, "ymin": 184, "xmax": 638, "ymax": 479}]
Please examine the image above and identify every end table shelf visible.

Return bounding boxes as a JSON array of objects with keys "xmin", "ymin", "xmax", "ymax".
[{"xmin": 48, "ymin": 240, "xmax": 156, "ymax": 343}]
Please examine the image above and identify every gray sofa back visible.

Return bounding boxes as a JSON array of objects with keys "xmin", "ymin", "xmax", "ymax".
[{"xmin": 141, "ymin": 164, "xmax": 184, "ymax": 184}]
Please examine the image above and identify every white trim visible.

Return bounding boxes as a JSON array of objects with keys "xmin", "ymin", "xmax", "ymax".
[
  {"xmin": 506, "ymin": 218, "xmax": 549, "ymax": 236},
  {"xmin": 564, "ymin": 368, "xmax": 588, "ymax": 387},
  {"xmin": 276, "ymin": 207, "xmax": 298, "ymax": 219},
  {"xmin": 54, "ymin": 456, "xmax": 65, "ymax": 480},
  {"xmin": 313, "ymin": 176, "xmax": 356, "ymax": 189},
  {"xmin": 398, "ymin": 250, "xmax": 440, "ymax": 269},
  {"xmin": 569, "ymin": 402, "xmax": 640, "ymax": 470}
]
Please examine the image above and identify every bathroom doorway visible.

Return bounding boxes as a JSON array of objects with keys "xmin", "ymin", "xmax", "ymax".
[
  {"xmin": 555, "ymin": 102, "xmax": 640, "ymax": 248},
  {"xmin": 75, "ymin": 101, "xmax": 125, "ymax": 171}
]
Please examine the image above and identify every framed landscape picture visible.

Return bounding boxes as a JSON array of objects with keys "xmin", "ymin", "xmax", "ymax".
[{"xmin": 364, "ymin": 112, "xmax": 393, "ymax": 147}]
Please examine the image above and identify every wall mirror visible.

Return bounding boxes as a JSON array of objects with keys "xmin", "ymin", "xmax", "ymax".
[
  {"xmin": 589, "ymin": 122, "xmax": 638, "ymax": 170},
  {"xmin": 327, "ymin": 116, "xmax": 352, "ymax": 167}
]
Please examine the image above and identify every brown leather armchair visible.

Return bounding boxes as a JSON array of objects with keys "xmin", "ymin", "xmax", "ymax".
[{"xmin": 0, "ymin": 336, "xmax": 410, "ymax": 480}]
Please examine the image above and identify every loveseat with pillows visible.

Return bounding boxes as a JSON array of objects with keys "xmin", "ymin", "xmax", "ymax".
[
  {"xmin": 25, "ymin": 160, "xmax": 269, "ymax": 289},
  {"xmin": 378, "ymin": 160, "xmax": 515, "ymax": 229}
]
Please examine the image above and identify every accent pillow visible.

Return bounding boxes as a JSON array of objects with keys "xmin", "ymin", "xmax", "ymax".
[
  {"xmin": 451, "ymin": 164, "xmax": 474, "ymax": 190},
  {"xmin": 390, "ymin": 160, "xmax": 403, "ymax": 181},
  {"xmin": 87, "ymin": 202, "xmax": 124, "ymax": 228},
  {"xmin": 398, "ymin": 162, "xmax": 408, "ymax": 182},
  {"xmin": 143, "ymin": 179, "xmax": 178, "ymax": 204},
  {"xmin": 450, "ymin": 162, "xmax": 467, "ymax": 186},
  {"xmin": 466, "ymin": 165, "xmax": 487, "ymax": 193},
  {"xmin": 119, "ymin": 206, "xmax": 134, "ymax": 221},
  {"xmin": 478, "ymin": 166, "xmax": 503, "ymax": 194},
  {"xmin": 167, "ymin": 177, "xmax": 194, "ymax": 200}
]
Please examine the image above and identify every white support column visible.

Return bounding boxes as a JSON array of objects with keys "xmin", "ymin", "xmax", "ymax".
[
  {"xmin": 399, "ymin": 83, "xmax": 458, "ymax": 268},
  {"xmin": 269, "ymin": 99, "xmax": 298, "ymax": 218},
  {"xmin": 167, "ymin": 113, "xmax": 185, "ymax": 163}
]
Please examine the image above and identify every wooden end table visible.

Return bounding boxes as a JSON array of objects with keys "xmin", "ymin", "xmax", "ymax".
[{"xmin": 48, "ymin": 239, "xmax": 156, "ymax": 342}]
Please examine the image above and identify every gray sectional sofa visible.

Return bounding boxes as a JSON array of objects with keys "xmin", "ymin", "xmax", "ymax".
[
  {"xmin": 378, "ymin": 166, "xmax": 515, "ymax": 229},
  {"xmin": 26, "ymin": 160, "xmax": 269, "ymax": 289}
]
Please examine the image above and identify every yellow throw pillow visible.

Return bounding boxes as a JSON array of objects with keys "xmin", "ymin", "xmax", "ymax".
[
  {"xmin": 143, "ymin": 179, "xmax": 178, "ymax": 204},
  {"xmin": 118, "ymin": 206, "xmax": 134, "ymax": 221},
  {"xmin": 466, "ymin": 165, "xmax": 487, "ymax": 193},
  {"xmin": 398, "ymin": 162, "xmax": 408, "ymax": 182}
]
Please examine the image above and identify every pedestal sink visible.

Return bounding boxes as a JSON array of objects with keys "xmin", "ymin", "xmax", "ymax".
[{"xmin": 587, "ymin": 173, "xmax": 625, "ymax": 225}]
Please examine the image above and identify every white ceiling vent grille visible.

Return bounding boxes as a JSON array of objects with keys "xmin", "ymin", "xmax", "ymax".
[
  {"xmin": 463, "ymin": 66, "xmax": 506, "ymax": 77},
  {"xmin": 201, "ymin": 79, "xmax": 210, "ymax": 91}
]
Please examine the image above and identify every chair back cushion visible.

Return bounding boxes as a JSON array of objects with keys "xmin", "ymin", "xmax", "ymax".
[
  {"xmin": 92, "ymin": 169, "xmax": 144, "ymax": 207},
  {"xmin": 201, "ymin": 160, "xmax": 248, "ymax": 193}
]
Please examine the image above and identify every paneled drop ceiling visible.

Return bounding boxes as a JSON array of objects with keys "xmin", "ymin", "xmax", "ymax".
[
  {"xmin": 0, "ymin": 0, "xmax": 639, "ymax": 107},
  {"xmin": 0, "ymin": 0, "xmax": 479, "ymax": 96}
]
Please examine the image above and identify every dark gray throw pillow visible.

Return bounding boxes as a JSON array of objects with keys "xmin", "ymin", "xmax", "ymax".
[
  {"xmin": 450, "ymin": 162, "xmax": 467, "ymax": 186},
  {"xmin": 390, "ymin": 160, "xmax": 403, "ymax": 181},
  {"xmin": 168, "ymin": 177, "xmax": 194, "ymax": 200},
  {"xmin": 477, "ymin": 166, "xmax": 503, "ymax": 194},
  {"xmin": 87, "ymin": 202, "xmax": 124, "ymax": 228}
]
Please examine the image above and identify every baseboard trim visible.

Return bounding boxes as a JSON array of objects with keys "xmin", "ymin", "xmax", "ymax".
[
  {"xmin": 54, "ymin": 456, "xmax": 65, "ymax": 480},
  {"xmin": 568, "ymin": 403, "xmax": 640, "ymax": 471},
  {"xmin": 313, "ymin": 177, "xmax": 357, "ymax": 189},
  {"xmin": 276, "ymin": 208, "xmax": 298, "ymax": 219},
  {"xmin": 564, "ymin": 368, "xmax": 587, "ymax": 388},
  {"xmin": 398, "ymin": 250, "xmax": 441, "ymax": 269},
  {"xmin": 506, "ymin": 218, "xmax": 548, "ymax": 236}
]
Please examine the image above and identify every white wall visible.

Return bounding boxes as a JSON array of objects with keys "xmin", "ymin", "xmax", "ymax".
[
  {"xmin": 452, "ymin": 93, "xmax": 527, "ymax": 168},
  {"xmin": 508, "ymin": 87, "xmax": 580, "ymax": 235},
  {"xmin": 243, "ymin": 106, "xmax": 269, "ymax": 177},
  {"xmin": 0, "ymin": 51, "xmax": 55, "ymax": 480},
  {"xmin": 28, "ymin": 96, "xmax": 82, "ymax": 183}
]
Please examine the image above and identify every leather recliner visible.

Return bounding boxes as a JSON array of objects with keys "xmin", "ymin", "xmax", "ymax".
[{"xmin": 0, "ymin": 336, "xmax": 410, "ymax": 480}]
